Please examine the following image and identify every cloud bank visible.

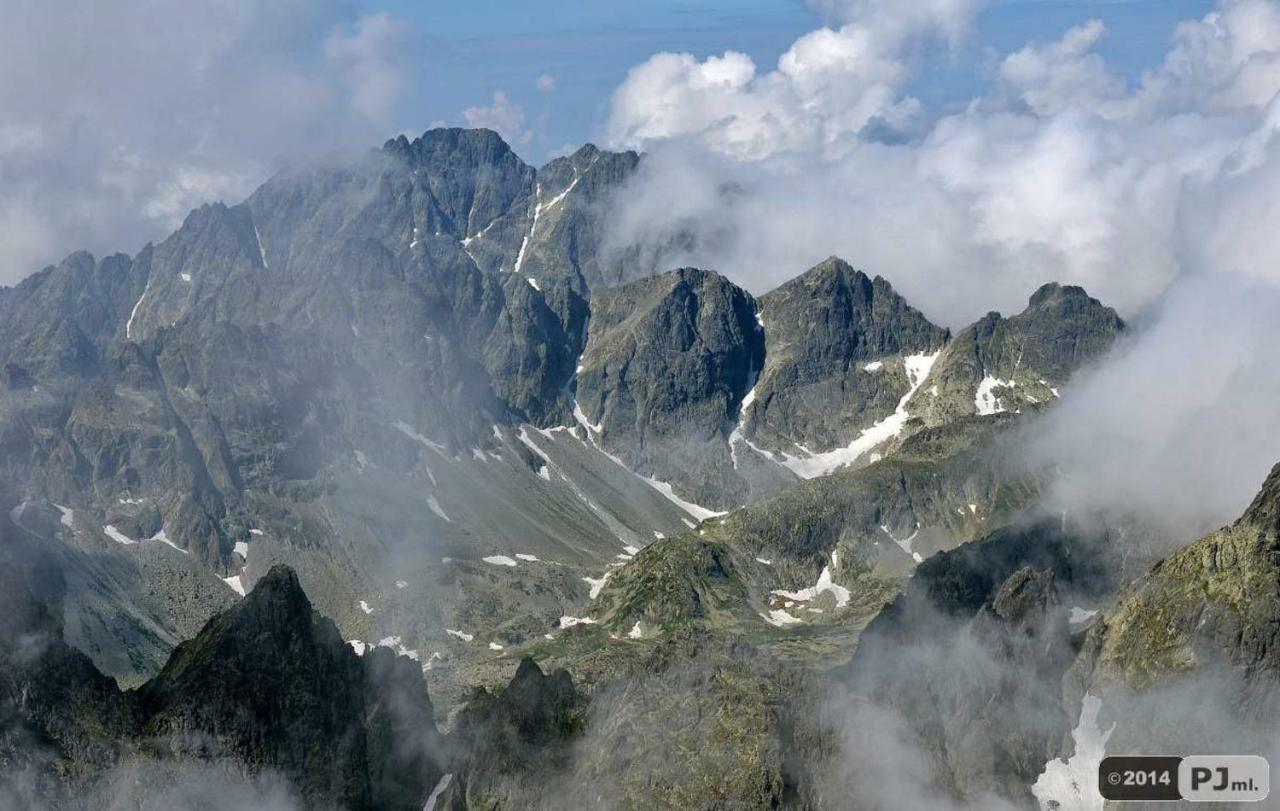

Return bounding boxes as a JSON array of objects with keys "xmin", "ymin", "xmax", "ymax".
[
  {"xmin": 603, "ymin": 0, "xmax": 1280, "ymax": 536},
  {"xmin": 0, "ymin": 0, "xmax": 413, "ymax": 284}
]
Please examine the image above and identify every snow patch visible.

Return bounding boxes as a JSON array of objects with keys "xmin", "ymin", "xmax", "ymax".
[
  {"xmin": 222, "ymin": 575, "xmax": 245, "ymax": 596},
  {"xmin": 446, "ymin": 629, "xmax": 474, "ymax": 642},
  {"xmin": 628, "ymin": 622, "xmax": 643, "ymax": 639},
  {"xmin": 149, "ymin": 528, "xmax": 187, "ymax": 554},
  {"xmin": 249, "ymin": 528, "xmax": 264, "ymax": 536},
  {"xmin": 53, "ymin": 504, "xmax": 74, "ymax": 528},
  {"xmin": 881, "ymin": 524, "xmax": 920, "ymax": 559},
  {"xmin": 488, "ymin": 642, "xmax": 504, "ymax": 651},
  {"xmin": 359, "ymin": 600, "xmax": 374, "ymax": 615},
  {"xmin": 394, "ymin": 420, "xmax": 447, "ymax": 454},
  {"xmin": 861, "ymin": 360, "xmax": 884, "ymax": 372},
  {"xmin": 396, "ymin": 580, "xmax": 408, "ymax": 589},
  {"xmin": 559, "ymin": 615, "xmax": 598, "ymax": 629},
  {"xmin": 975, "ymin": 375, "xmax": 1016, "ymax": 416},
  {"xmin": 483, "ymin": 555, "xmax": 519, "ymax": 567},
  {"xmin": 377, "ymin": 636, "xmax": 419, "ymax": 661},
  {"xmin": 234, "ymin": 541, "xmax": 249, "ymax": 559},
  {"xmin": 424, "ymin": 773, "xmax": 453, "ymax": 811},
  {"xmin": 426, "ymin": 495, "xmax": 450, "ymax": 522},
  {"xmin": 102, "ymin": 525, "xmax": 136, "ymax": 545},
  {"xmin": 349, "ymin": 640, "xmax": 367, "ymax": 656},
  {"xmin": 761, "ymin": 609, "xmax": 803, "ymax": 627},
  {"xmin": 583, "ymin": 573, "xmax": 611, "ymax": 599},
  {"xmin": 515, "ymin": 553, "xmax": 540, "ymax": 562},
  {"xmin": 1032, "ymin": 693, "xmax": 1114, "ymax": 811},
  {"xmin": 728, "ymin": 367, "xmax": 761, "ymax": 469},
  {"xmin": 756, "ymin": 557, "xmax": 773, "ymax": 565},
  {"xmin": 254, "ymin": 222, "xmax": 269, "ymax": 267},
  {"xmin": 771, "ymin": 566, "xmax": 851, "ymax": 609},
  {"xmin": 775, "ymin": 351, "xmax": 940, "ymax": 479},
  {"xmin": 125, "ymin": 279, "xmax": 151, "ymax": 340},
  {"xmin": 1069, "ymin": 607, "xmax": 1099, "ymax": 625}
]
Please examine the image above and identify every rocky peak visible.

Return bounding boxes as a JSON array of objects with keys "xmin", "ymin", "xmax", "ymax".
[
  {"xmin": 574, "ymin": 267, "xmax": 765, "ymax": 507},
  {"xmin": 744, "ymin": 255, "xmax": 948, "ymax": 455},
  {"xmin": 1238, "ymin": 462, "xmax": 1280, "ymax": 539},
  {"xmin": 138, "ymin": 564, "xmax": 440, "ymax": 810},
  {"xmin": 987, "ymin": 566, "xmax": 1058, "ymax": 627},
  {"xmin": 912, "ymin": 281, "xmax": 1124, "ymax": 425}
]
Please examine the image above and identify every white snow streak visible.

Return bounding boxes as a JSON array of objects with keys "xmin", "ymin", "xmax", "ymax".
[
  {"xmin": 426, "ymin": 495, "xmax": 450, "ymax": 522},
  {"xmin": 124, "ymin": 280, "xmax": 150, "ymax": 340},
  {"xmin": 53, "ymin": 504, "xmax": 74, "ymax": 528},
  {"xmin": 777, "ymin": 350, "xmax": 940, "ymax": 478},
  {"xmin": 102, "ymin": 525, "xmax": 136, "ymax": 545},
  {"xmin": 1032, "ymin": 694, "xmax": 1114, "ymax": 811},
  {"xmin": 254, "ymin": 222, "xmax": 269, "ymax": 267},
  {"xmin": 1068, "ymin": 606, "xmax": 1099, "ymax": 625},
  {"xmin": 149, "ymin": 528, "xmax": 187, "ymax": 554},
  {"xmin": 770, "ymin": 564, "xmax": 851, "ymax": 609},
  {"xmin": 760, "ymin": 609, "xmax": 803, "ymax": 627},
  {"xmin": 583, "ymin": 573, "xmax": 611, "ymax": 599},
  {"xmin": 394, "ymin": 421, "xmax": 448, "ymax": 454},
  {"xmin": 424, "ymin": 773, "xmax": 453, "ymax": 811},
  {"xmin": 222, "ymin": 575, "xmax": 246, "ymax": 596}
]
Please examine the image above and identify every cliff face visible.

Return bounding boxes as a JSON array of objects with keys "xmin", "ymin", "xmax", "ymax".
[{"xmin": 0, "ymin": 559, "xmax": 444, "ymax": 810}]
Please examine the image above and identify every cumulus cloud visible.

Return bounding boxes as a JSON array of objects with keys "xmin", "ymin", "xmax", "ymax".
[
  {"xmin": 0, "ymin": 0, "xmax": 414, "ymax": 284},
  {"xmin": 536, "ymin": 73, "xmax": 557, "ymax": 94},
  {"xmin": 463, "ymin": 91, "xmax": 530, "ymax": 145},
  {"xmin": 324, "ymin": 12, "xmax": 412, "ymax": 125},
  {"xmin": 603, "ymin": 0, "xmax": 1280, "ymax": 535}
]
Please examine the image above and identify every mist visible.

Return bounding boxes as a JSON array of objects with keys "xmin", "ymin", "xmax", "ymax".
[
  {"xmin": 601, "ymin": 0, "xmax": 1280, "ymax": 539},
  {"xmin": 604, "ymin": 1, "xmax": 1280, "ymax": 327},
  {"xmin": 0, "ymin": 0, "xmax": 414, "ymax": 284}
]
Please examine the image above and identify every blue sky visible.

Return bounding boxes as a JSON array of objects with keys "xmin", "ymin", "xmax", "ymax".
[{"xmin": 366, "ymin": 0, "xmax": 1216, "ymax": 163}]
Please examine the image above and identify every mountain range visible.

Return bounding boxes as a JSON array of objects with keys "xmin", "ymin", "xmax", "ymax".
[{"xmin": 0, "ymin": 127, "xmax": 1265, "ymax": 810}]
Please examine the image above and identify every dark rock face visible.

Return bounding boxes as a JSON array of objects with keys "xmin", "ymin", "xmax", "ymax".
[
  {"xmin": 1087, "ymin": 462, "xmax": 1280, "ymax": 691},
  {"xmin": 0, "ymin": 251, "xmax": 146, "ymax": 381},
  {"xmin": 747, "ymin": 257, "xmax": 949, "ymax": 453},
  {"xmin": 0, "ymin": 553, "xmax": 138, "ymax": 787},
  {"xmin": 0, "ymin": 558, "xmax": 443, "ymax": 810},
  {"xmin": 138, "ymin": 565, "xmax": 443, "ymax": 810},
  {"xmin": 914, "ymin": 282, "xmax": 1125, "ymax": 425},
  {"xmin": 516, "ymin": 144, "xmax": 645, "ymax": 293},
  {"xmin": 0, "ymin": 128, "xmax": 626, "ymax": 582},
  {"xmin": 1054, "ymin": 464, "xmax": 1280, "ymax": 777},
  {"xmin": 575, "ymin": 268, "xmax": 768, "ymax": 509},
  {"xmin": 843, "ymin": 524, "xmax": 1092, "ymax": 808},
  {"xmin": 447, "ymin": 656, "xmax": 582, "ymax": 807}
]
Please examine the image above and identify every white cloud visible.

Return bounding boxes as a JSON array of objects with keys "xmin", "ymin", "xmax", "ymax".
[
  {"xmin": 0, "ymin": 0, "xmax": 413, "ymax": 282},
  {"xmin": 605, "ymin": 0, "xmax": 984, "ymax": 160},
  {"xmin": 536, "ymin": 73, "xmax": 557, "ymax": 93},
  {"xmin": 463, "ymin": 91, "xmax": 530, "ymax": 145},
  {"xmin": 604, "ymin": 0, "xmax": 1280, "ymax": 536},
  {"xmin": 604, "ymin": 0, "xmax": 1280, "ymax": 322},
  {"xmin": 805, "ymin": 0, "xmax": 983, "ymax": 45},
  {"xmin": 324, "ymin": 12, "xmax": 412, "ymax": 126}
]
